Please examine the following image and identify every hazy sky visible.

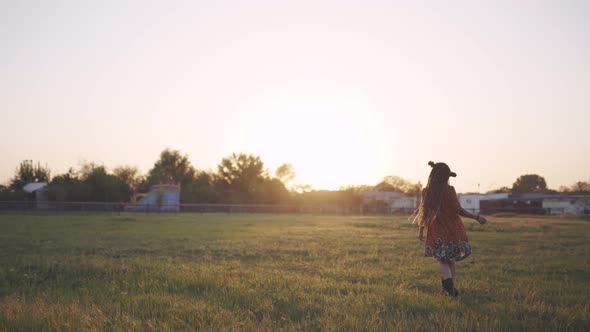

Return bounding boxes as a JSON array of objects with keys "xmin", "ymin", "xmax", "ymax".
[{"xmin": 1, "ymin": 0, "xmax": 589, "ymax": 192}]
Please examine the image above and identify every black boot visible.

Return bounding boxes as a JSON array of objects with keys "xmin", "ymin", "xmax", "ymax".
[
  {"xmin": 445, "ymin": 278, "xmax": 460, "ymax": 296},
  {"xmin": 442, "ymin": 278, "xmax": 458, "ymax": 297}
]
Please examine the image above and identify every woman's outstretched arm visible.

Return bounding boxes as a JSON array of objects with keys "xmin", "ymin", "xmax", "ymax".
[{"xmin": 458, "ymin": 208, "xmax": 488, "ymax": 224}]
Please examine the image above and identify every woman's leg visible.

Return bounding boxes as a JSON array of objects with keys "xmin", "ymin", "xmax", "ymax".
[
  {"xmin": 438, "ymin": 260, "xmax": 458, "ymax": 297},
  {"xmin": 448, "ymin": 261, "xmax": 460, "ymax": 295},
  {"xmin": 437, "ymin": 261, "xmax": 452, "ymax": 280}
]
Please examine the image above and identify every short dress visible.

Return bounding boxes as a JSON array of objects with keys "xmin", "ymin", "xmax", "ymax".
[{"xmin": 424, "ymin": 185, "xmax": 472, "ymax": 261}]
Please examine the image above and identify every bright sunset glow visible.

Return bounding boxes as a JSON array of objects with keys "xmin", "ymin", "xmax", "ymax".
[
  {"xmin": 1, "ymin": 1, "xmax": 589, "ymax": 192},
  {"xmin": 245, "ymin": 90, "xmax": 389, "ymax": 189}
]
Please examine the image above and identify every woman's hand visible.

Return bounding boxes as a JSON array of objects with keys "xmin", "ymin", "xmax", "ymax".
[
  {"xmin": 418, "ymin": 227, "xmax": 425, "ymax": 241},
  {"xmin": 476, "ymin": 215, "xmax": 488, "ymax": 225}
]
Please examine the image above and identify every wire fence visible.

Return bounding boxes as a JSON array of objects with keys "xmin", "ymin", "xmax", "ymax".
[
  {"xmin": 1, "ymin": 201, "xmax": 564, "ymax": 216},
  {"xmin": 0, "ymin": 201, "xmax": 416, "ymax": 215}
]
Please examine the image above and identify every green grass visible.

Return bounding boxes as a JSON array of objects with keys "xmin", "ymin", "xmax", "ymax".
[{"xmin": 0, "ymin": 213, "xmax": 588, "ymax": 331}]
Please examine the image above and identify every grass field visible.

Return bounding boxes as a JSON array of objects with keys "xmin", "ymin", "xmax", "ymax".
[{"xmin": 0, "ymin": 212, "xmax": 588, "ymax": 331}]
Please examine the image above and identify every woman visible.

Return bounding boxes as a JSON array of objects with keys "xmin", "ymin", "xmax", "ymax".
[{"xmin": 414, "ymin": 161, "xmax": 488, "ymax": 297}]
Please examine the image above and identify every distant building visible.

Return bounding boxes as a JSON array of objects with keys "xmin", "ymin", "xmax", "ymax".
[
  {"xmin": 23, "ymin": 182, "xmax": 48, "ymax": 194},
  {"xmin": 23, "ymin": 182, "xmax": 49, "ymax": 209},
  {"xmin": 361, "ymin": 191, "xmax": 417, "ymax": 213},
  {"xmin": 458, "ymin": 193, "xmax": 510, "ymax": 213},
  {"xmin": 480, "ymin": 193, "xmax": 547, "ymax": 214},
  {"xmin": 125, "ymin": 183, "xmax": 180, "ymax": 212},
  {"xmin": 543, "ymin": 196, "xmax": 590, "ymax": 215},
  {"xmin": 464, "ymin": 192, "xmax": 590, "ymax": 215}
]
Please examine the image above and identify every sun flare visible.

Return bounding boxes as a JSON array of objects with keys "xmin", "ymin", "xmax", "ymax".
[{"xmin": 247, "ymin": 91, "xmax": 389, "ymax": 189}]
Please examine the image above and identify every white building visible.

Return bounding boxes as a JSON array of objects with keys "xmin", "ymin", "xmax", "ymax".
[
  {"xmin": 458, "ymin": 193, "xmax": 510, "ymax": 213},
  {"xmin": 23, "ymin": 182, "xmax": 48, "ymax": 193},
  {"xmin": 23, "ymin": 182, "xmax": 49, "ymax": 209},
  {"xmin": 362, "ymin": 191, "xmax": 417, "ymax": 213},
  {"xmin": 543, "ymin": 196, "xmax": 590, "ymax": 215}
]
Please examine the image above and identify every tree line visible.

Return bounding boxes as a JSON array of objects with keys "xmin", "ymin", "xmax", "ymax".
[
  {"xmin": 487, "ymin": 174, "xmax": 590, "ymax": 195},
  {"xmin": 2, "ymin": 152, "xmax": 588, "ymax": 208},
  {"xmin": 0, "ymin": 149, "xmax": 423, "ymax": 210}
]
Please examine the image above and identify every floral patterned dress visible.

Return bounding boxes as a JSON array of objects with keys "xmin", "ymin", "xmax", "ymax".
[{"xmin": 424, "ymin": 185, "xmax": 471, "ymax": 261}]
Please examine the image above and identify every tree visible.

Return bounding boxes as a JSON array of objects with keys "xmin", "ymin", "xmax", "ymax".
[
  {"xmin": 113, "ymin": 165, "xmax": 142, "ymax": 188},
  {"xmin": 82, "ymin": 165, "xmax": 131, "ymax": 202},
  {"xmin": 338, "ymin": 185, "xmax": 365, "ymax": 213},
  {"xmin": 78, "ymin": 161, "xmax": 100, "ymax": 180},
  {"xmin": 0, "ymin": 184, "xmax": 27, "ymax": 201},
  {"xmin": 191, "ymin": 171, "xmax": 219, "ymax": 203},
  {"xmin": 512, "ymin": 174, "xmax": 548, "ymax": 193},
  {"xmin": 146, "ymin": 149, "xmax": 196, "ymax": 185},
  {"xmin": 257, "ymin": 178, "xmax": 291, "ymax": 204},
  {"xmin": 374, "ymin": 175, "xmax": 422, "ymax": 197},
  {"xmin": 9, "ymin": 160, "xmax": 51, "ymax": 190},
  {"xmin": 275, "ymin": 163, "xmax": 296, "ymax": 188},
  {"xmin": 215, "ymin": 153, "xmax": 266, "ymax": 203},
  {"xmin": 487, "ymin": 186, "xmax": 511, "ymax": 194},
  {"xmin": 48, "ymin": 168, "xmax": 86, "ymax": 201},
  {"xmin": 48, "ymin": 164, "xmax": 131, "ymax": 202},
  {"xmin": 561, "ymin": 181, "xmax": 590, "ymax": 193}
]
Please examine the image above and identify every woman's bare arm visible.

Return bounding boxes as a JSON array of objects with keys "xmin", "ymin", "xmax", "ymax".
[{"xmin": 459, "ymin": 208, "xmax": 487, "ymax": 224}]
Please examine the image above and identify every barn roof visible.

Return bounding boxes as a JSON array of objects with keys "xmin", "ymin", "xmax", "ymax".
[{"xmin": 23, "ymin": 182, "xmax": 48, "ymax": 193}]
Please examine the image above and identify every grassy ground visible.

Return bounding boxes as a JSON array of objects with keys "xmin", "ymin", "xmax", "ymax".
[{"xmin": 0, "ymin": 212, "xmax": 588, "ymax": 331}]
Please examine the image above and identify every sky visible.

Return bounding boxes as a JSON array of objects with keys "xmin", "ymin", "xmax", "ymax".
[{"xmin": 1, "ymin": 0, "xmax": 589, "ymax": 193}]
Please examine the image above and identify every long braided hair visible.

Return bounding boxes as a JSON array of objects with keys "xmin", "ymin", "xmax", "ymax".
[{"xmin": 413, "ymin": 161, "xmax": 456, "ymax": 227}]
